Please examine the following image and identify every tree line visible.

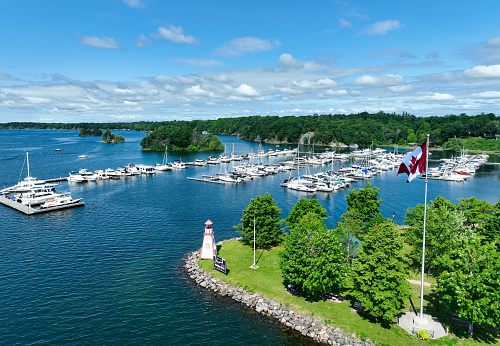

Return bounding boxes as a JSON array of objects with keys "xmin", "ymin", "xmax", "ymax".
[
  {"xmin": 1, "ymin": 111, "xmax": 499, "ymax": 149},
  {"xmin": 234, "ymin": 187, "xmax": 500, "ymax": 333}
]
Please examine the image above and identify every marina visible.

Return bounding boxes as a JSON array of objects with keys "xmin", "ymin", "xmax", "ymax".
[
  {"xmin": 0, "ymin": 194, "xmax": 84, "ymax": 214},
  {"xmin": 1, "ymin": 130, "xmax": 500, "ymax": 346}
]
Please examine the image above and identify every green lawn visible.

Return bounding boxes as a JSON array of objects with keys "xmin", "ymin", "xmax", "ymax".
[{"xmin": 198, "ymin": 240, "xmax": 500, "ymax": 346}]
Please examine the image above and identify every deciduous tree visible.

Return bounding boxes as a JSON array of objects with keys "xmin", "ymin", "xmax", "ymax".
[
  {"xmin": 351, "ymin": 220, "xmax": 410, "ymax": 323},
  {"xmin": 280, "ymin": 213, "xmax": 347, "ymax": 297},
  {"xmin": 234, "ymin": 193, "xmax": 283, "ymax": 247}
]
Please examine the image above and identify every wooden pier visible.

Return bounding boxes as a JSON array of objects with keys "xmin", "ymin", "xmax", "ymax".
[{"xmin": 0, "ymin": 196, "xmax": 84, "ymax": 215}]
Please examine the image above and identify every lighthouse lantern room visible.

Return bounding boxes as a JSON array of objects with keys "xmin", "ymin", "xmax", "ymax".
[{"xmin": 200, "ymin": 219, "xmax": 217, "ymax": 259}]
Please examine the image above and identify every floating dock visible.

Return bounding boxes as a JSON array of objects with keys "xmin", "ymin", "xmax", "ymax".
[
  {"xmin": 0, "ymin": 196, "xmax": 84, "ymax": 215},
  {"xmin": 187, "ymin": 176, "xmax": 226, "ymax": 184}
]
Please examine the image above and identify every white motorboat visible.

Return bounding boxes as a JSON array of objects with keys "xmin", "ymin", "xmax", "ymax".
[
  {"xmin": 172, "ymin": 160, "xmax": 188, "ymax": 169},
  {"xmin": 79, "ymin": 169, "xmax": 97, "ymax": 181},
  {"xmin": 192, "ymin": 159, "xmax": 207, "ymax": 166},
  {"xmin": 125, "ymin": 164, "xmax": 141, "ymax": 175},
  {"xmin": 68, "ymin": 171, "xmax": 85, "ymax": 183},
  {"xmin": 95, "ymin": 170, "xmax": 110, "ymax": 180},
  {"xmin": 137, "ymin": 164, "xmax": 156, "ymax": 174},
  {"xmin": 78, "ymin": 155, "xmax": 88, "ymax": 158},
  {"xmin": 206, "ymin": 156, "xmax": 220, "ymax": 165},
  {"xmin": 155, "ymin": 163, "xmax": 173, "ymax": 171},
  {"xmin": 105, "ymin": 168, "xmax": 123, "ymax": 179},
  {"xmin": 218, "ymin": 173, "xmax": 243, "ymax": 183},
  {"xmin": 15, "ymin": 188, "xmax": 62, "ymax": 206},
  {"xmin": 40, "ymin": 193, "xmax": 82, "ymax": 209}
]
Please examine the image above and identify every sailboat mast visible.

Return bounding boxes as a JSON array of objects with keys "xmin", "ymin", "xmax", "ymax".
[{"xmin": 27, "ymin": 152, "xmax": 30, "ymax": 178}]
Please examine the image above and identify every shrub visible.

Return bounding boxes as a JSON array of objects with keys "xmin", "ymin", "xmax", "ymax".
[{"xmin": 417, "ymin": 329, "xmax": 429, "ymax": 341}]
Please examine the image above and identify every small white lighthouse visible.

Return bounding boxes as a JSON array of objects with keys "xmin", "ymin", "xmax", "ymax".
[{"xmin": 200, "ymin": 219, "xmax": 217, "ymax": 259}]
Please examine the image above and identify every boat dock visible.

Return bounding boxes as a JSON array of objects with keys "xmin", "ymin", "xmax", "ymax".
[
  {"xmin": 187, "ymin": 176, "xmax": 226, "ymax": 184},
  {"xmin": 0, "ymin": 196, "xmax": 85, "ymax": 215}
]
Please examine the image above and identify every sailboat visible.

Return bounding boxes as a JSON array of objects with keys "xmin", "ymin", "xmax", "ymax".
[
  {"xmin": 1, "ymin": 152, "xmax": 58, "ymax": 194},
  {"xmin": 155, "ymin": 145, "xmax": 173, "ymax": 171},
  {"xmin": 283, "ymin": 145, "xmax": 317, "ymax": 192}
]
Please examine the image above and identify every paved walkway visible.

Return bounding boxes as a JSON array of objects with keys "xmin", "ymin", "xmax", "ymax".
[
  {"xmin": 407, "ymin": 279, "xmax": 432, "ymax": 287},
  {"xmin": 398, "ymin": 311, "xmax": 447, "ymax": 339}
]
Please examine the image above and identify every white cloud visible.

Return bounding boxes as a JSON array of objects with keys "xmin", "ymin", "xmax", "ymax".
[
  {"xmin": 157, "ymin": 25, "xmax": 200, "ymax": 45},
  {"xmin": 338, "ymin": 19, "xmax": 352, "ymax": 28},
  {"xmin": 486, "ymin": 37, "xmax": 500, "ymax": 47},
  {"xmin": 464, "ymin": 65, "xmax": 500, "ymax": 79},
  {"xmin": 134, "ymin": 34, "xmax": 153, "ymax": 48},
  {"xmin": 78, "ymin": 36, "xmax": 123, "ymax": 49},
  {"xmin": 388, "ymin": 85, "xmax": 412, "ymax": 92},
  {"xmin": 215, "ymin": 37, "xmax": 280, "ymax": 57},
  {"xmin": 279, "ymin": 54, "xmax": 304, "ymax": 69},
  {"xmin": 325, "ymin": 89, "xmax": 348, "ymax": 96},
  {"xmin": 0, "ymin": 73, "xmax": 13, "ymax": 80},
  {"xmin": 471, "ymin": 91, "xmax": 500, "ymax": 98},
  {"xmin": 361, "ymin": 20, "xmax": 404, "ymax": 36},
  {"xmin": 236, "ymin": 84, "xmax": 259, "ymax": 97},
  {"xmin": 351, "ymin": 74, "xmax": 405, "ymax": 86},
  {"xmin": 417, "ymin": 92, "xmax": 455, "ymax": 101}
]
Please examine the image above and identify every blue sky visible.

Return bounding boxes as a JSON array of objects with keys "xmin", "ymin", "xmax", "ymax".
[{"xmin": 1, "ymin": 0, "xmax": 499, "ymax": 123}]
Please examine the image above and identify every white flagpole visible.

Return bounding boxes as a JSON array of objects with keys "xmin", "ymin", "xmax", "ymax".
[
  {"xmin": 253, "ymin": 216, "xmax": 256, "ymax": 267},
  {"xmin": 419, "ymin": 134, "xmax": 430, "ymax": 319}
]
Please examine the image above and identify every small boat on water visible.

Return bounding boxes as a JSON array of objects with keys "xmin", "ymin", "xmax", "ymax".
[
  {"xmin": 40, "ymin": 193, "xmax": 82, "ymax": 210},
  {"xmin": 55, "ymin": 148, "xmax": 61, "ymax": 151},
  {"xmin": 78, "ymin": 155, "xmax": 88, "ymax": 158},
  {"xmin": 172, "ymin": 160, "xmax": 188, "ymax": 169},
  {"xmin": 15, "ymin": 188, "xmax": 62, "ymax": 206},
  {"xmin": 68, "ymin": 171, "xmax": 85, "ymax": 183}
]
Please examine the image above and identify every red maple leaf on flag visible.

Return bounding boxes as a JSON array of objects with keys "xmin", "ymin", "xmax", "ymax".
[{"xmin": 409, "ymin": 155, "xmax": 419, "ymax": 174}]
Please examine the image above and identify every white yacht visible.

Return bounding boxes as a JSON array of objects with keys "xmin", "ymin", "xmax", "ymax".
[
  {"xmin": 172, "ymin": 160, "xmax": 188, "ymax": 169},
  {"xmin": 79, "ymin": 169, "xmax": 98, "ymax": 181},
  {"xmin": 68, "ymin": 171, "xmax": 85, "ymax": 183},
  {"xmin": 40, "ymin": 193, "xmax": 82, "ymax": 209},
  {"xmin": 15, "ymin": 188, "xmax": 62, "ymax": 206},
  {"xmin": 137, "ymin": 164, "xmax": 156, "ymax": 174}
]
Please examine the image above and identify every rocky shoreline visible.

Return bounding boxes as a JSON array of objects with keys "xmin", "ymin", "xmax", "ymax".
[{"xmin": 183, "ymin": 238, "xmax": 373, "ymax": 346}]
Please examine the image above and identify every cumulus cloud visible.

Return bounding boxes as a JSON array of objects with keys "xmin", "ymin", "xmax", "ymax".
[
  {"xmin": 388, "ymin": 85, "xmax": 412, "ymax": 93},
  {"xmin": 134, "ymin": 34, "xmax": 153, "ymax": 48},
  {"xmin": 417, "ymin": 92, "xmax": 455, "ymax": 101},
  {"xmin": 78, "ymin": 36, "xmax": 123, "ymax": 49},
  {"xmin": 338, "ymin": 19, "xmax": 352, "ymax": 28},
  {"xmin": 351, "ymin": 74, "xmax": 405, "ymax": 87},
  {"xmin": 157, "ymin": 25, "xmax": 200, "ymax": 45},
  {"xmin": 361, "ymin": 20, "xmax": 404, "ymax": 36},
  {"xmin": 279, "ymin": 54, "xmax": 304, "ymax": 69},
  {"xmin": 325, "ymin": 89, "xmax": 348, "ymax": 96},
  {"xmin": 464, "ymin": 64, "xmax": 500, "ymax": 79},
  {"xmin": 215, "ymin": 37, "xmax": 280, "ymax": 57},
  {"xmin": 470, "ymin": 91, "xmax": 500, "ymax": 98},
  {"xmin": 235, "ymin": 84, "xmax": 259, "ymax": 97}
]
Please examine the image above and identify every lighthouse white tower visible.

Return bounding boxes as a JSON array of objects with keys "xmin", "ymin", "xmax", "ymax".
[{"xmin": 200, "ymin": 219, "xmax": 217, "ymax": 259}]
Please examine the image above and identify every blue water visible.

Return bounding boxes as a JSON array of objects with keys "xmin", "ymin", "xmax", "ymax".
[{"xmin": 1, "ymin": 130, "xmax": 499, "ymax": 345}]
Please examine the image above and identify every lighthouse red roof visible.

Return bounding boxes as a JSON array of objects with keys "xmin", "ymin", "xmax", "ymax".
[{"xmin": 205, "ymin": 219, "xmax": 213, "ymax": 226}]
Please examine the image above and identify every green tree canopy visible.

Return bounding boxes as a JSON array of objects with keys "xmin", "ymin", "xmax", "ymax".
[
  {"xmin": 436, "ymin": 235, "xmax": 500, "ymax": 334},
  {"xmin": 280, "ymin": 213, "xmax": 348, "ymax": 297},
  {"xmin": 285, "ymin": 198, "xmax": 327, "ymax": 230},
  {"xmin": 234, "ymin": 193, "xmax": 283, "ymax": 247},
  {"xmin": 351, "ymin": 220, "xmax": 411, "ymax": 323},
  {"xmin": 345, "ymin": 183, "xmax": 381, "ymax": 224}
]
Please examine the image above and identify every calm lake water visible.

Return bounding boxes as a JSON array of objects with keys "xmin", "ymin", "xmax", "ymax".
[{"xmin": 1, "ymin": 130, "xmax": 499, "ymax": 345}]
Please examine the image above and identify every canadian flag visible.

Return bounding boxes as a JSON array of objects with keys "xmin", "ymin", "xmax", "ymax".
[{"xmin": 397, "ymin": 140, "xmax": 427, "ymax": 183}]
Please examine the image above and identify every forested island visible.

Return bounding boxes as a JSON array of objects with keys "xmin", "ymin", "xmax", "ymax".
[
  {"xmin": 78, "ymin": 128, "xmax": 103, "ymax": 136},
  {"xmin": 140, "ymin": 126, "xmax": 224, "ymax": 151},
  {"xmin": 1, "ymin": 112, "xmax": 499, "ymax": 151},
  {"xmin": 101, "ymin": 129, "xmax": 125, "ymax": 144}
]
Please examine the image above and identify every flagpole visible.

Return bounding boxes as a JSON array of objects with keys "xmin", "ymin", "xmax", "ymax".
[{"xmin": 419, "ymin": 133, "xmax": 430, "ymax": 319}]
